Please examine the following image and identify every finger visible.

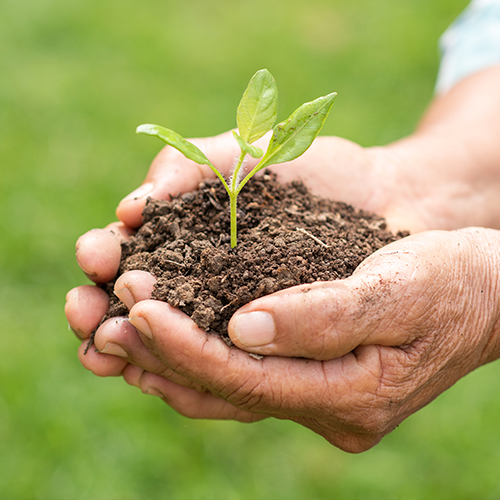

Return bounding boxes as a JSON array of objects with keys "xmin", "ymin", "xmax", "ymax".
[
  {"xmin": 122, "ymin": 363, "xmax": 145, "ymax": 387},
  {"xmin": 127, "ymin": 302, "xmax": 400, "ymax": 451},
  {"xmin": 228, "ymin": 236, "xmax": 423, "ymax": 359},
  {"xmin": 132, "ymin": 371, "xmax": 266, "ymax": 423},
  {"xmin": 65, "ymin": 285, "xmax": 109, "ymax": 339},
  {"xmin": 75, "ymin": 226, "xmax": 123, "ymax": 283},
  {"xmin": 93, "ymin": 316, "xmax": 203, "ymax": 391},
  {"xmin": 77, "ymin": 340, "xmax": 127, "ymax": 377},
  {"xmin": 127, "ymin": 300, "xmax": 367, "ymax": 416},
  {"xmin": 105, "ymin": 221, "xmax": 135, "ymax": 241},
  {"xmin": 113, "ymin": 270, "xmax": 157, "ymax": 310},
  {"xmin": 116, "ymin": 131, "xmax": 240, "ymax": 228}
]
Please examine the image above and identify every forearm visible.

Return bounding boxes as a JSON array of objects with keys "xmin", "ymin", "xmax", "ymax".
[{"xmin": 380, "ymin": 66, "xmax": 500, "ymax": 231}]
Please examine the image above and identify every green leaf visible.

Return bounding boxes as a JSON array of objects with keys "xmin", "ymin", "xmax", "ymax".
[
  {"xmin": 256, "ymin": 92, "xmax": 336, "ymax": 170},
  {"xmin": 136, "ymin": 123, "xmax": 230, "ymax": 193},
  {"xmin": 236, "ymin": 69, "xmax": 278, "ymax": 144},
  {"xmin": 232, "ymin": 130, "xmax": 264, "ymax": 158},
  {"xmin": 136, "ymin": 124, "xmax": 212, "ymax": 166}
]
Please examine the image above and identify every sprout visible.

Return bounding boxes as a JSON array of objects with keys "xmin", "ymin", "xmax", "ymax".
[{"xmin": 137, "ymin": 69, "xmax": 336, "ymax": 248}]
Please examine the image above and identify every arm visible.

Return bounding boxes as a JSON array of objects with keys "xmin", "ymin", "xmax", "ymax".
[{"xmin": 385, "ymin": 66, "xmax": 500, "ymax": 231}]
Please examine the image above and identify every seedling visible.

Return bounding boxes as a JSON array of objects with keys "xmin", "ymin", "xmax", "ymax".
[{"xmin": 137, "ymin": 69, "xmax": 336, "ymax": 247}]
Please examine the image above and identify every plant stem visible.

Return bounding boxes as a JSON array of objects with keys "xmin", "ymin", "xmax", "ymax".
[
  {"xmin": 230, "ymin": 193, "xmax": 238, "ymax": 248},
  {"xmin": 231, "ymin": 151, "xmax": 246, "ymax": 192},
  {"xmin": 229, "ymin": 151, "xmax": 246, "ymax": 248}
]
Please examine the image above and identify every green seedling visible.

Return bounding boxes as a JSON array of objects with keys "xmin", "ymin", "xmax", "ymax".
[{"xmin": 137, "ymin": 69, "xmax": 336, "ymax": 248}]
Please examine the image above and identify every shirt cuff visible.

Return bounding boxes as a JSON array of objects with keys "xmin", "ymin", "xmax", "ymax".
[{"xmin": 436, "ymin": 0, "xmax": 500, "ymax": 94}]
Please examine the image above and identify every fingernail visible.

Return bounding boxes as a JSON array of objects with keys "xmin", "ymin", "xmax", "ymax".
[
  {"xmin": 145, "ymin": 387, "xmax": 165, "ymax": 399},
  {"xmin": 100, "ymin": 342, "xmax": 128, "ymax": 358},
  {"xmin": 75, "ymin": 256, "xmax": 97, "ymax": 278},
  {"xmin": 70, "ymin": 326, "xmax": 86, "ymax": 341},
  {"xmin": 233, "ymin": 311, "xmax": 276, "ymax": 347},
  {"xmin": 114, "ymin": 286, "xmax": 135, "ymax": 309},
  {"xmin": 129, "ymin": 315, "xmax": 153, "ymax": 340},
  {"xmin": 121, "ymin": 182, "xmax": 154, "ymax": 203}
]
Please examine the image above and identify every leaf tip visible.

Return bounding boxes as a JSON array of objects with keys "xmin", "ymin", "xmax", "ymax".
[
  {"xmin": 325, "ymin": 92, "xmax": 337, "ymax": 105},
  {"xmin": 256, "ymin": 68, "xmax": 271, "ymax": 77},
  {"xmin": 136, "ymin": 124, "xmax": 155, "ymax": 135}
]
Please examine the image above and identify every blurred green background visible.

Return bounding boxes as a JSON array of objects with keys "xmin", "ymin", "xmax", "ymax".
[{"xmin": 3, "ymin": 0, "xmax": 500, "ymax": 499}]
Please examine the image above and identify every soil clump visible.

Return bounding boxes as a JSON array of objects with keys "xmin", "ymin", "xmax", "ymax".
[{"xmin": 97, "ymin": 173, "xmax": 408, "ymax": 346}]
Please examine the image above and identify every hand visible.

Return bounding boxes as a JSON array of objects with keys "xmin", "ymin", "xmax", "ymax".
[
  {"xmin": 65, "ymin": 128, "xmax": 419, "ymax": 374},
  {"xmin": 65, "ymin": 68, "xmax": 500, "ymax": 451},
  {"xmin": 65, "ymin": 128, "xmax": 414, "ymax": 356},
  {"xmin": 67, "ymin": 228, "xmax": 500, "ymax": 452}
]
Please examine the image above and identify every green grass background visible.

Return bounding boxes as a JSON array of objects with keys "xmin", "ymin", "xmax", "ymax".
[{"xmin": 3, "ymin": 0, "xmax": 500, "ymax": 499}]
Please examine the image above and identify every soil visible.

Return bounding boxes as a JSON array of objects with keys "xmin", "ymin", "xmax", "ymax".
[{"xmin": 94, "ymin": 173, "xmax": 408, "ymax": 347}]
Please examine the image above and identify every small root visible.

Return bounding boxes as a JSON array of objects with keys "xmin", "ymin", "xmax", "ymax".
[{"xmin": 296, "ymin": 227, "xmax": 330, "ymax": 248}]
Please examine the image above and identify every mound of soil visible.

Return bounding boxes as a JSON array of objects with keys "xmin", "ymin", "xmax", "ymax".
[{"xmin": 96, "ymin": 173, "xmax": 408, "ymax": 346}]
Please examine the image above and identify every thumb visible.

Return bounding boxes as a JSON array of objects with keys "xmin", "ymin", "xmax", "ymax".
[{"xmin": 228, "ymin": 240, "xmax": 423, "ymax": 360}]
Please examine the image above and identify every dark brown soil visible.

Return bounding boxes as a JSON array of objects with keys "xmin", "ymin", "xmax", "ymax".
[{"xmin": 95, "ymin": 173, "xmax": 408, "ymax": 346}]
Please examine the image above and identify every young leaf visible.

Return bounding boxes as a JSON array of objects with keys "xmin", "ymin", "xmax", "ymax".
[
  {"xmin": 255, "ymin": 92, "xmax": 337, "ymax": 171},
  {"xmin": 236, "ymin": 69, "xmax": 278, "ymax": 144},
  {"xmin": 137, "ymin": 123, "xmax": 230, "ymax": 192},
  {"xmin": 232, "ymin": 130, "xmax": 264, "ymax": 159},
  {"xmin": 136, "ymin": 124, "xmax": 212, "ymax": 167}
]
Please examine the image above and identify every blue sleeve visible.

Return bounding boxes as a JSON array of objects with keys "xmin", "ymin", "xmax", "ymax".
[{"xmin": 435, "ymin": 0, "xmax": 500, "ymax": 94}]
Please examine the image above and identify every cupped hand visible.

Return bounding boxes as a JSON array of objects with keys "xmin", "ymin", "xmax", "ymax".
[
  {"xmin": 66, "ymin": 129, "xmax": 416, "ymax": 364},
  {"xmin": 66, "ymin": 129, "xmax": 497, "ymax": 452},
  {"xmin": 69, "ymin": 128, "xmax": 431, "ymax": 294},
  {"xmin": 68, "ymin": 227, "xmax": 500, "ymax": 452}
]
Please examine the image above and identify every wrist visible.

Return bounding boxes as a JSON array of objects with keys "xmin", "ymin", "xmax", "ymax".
[
  {"xmin": 372, "ymin": 128, "xmax": 500, "ymax": 231},
  {"xmin": 380, "ymin": 68, "xmax": 500, "ymax": 232}
]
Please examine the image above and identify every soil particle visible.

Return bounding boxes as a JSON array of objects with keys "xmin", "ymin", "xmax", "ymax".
[{"xmin": 96, "ymin": 173, "xmax": 408, "ymax": 345}]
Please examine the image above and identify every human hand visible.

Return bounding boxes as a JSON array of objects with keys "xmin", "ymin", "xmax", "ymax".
[
  {"xmin": 65, "ymin": 127, "xmax": 414, "ymax": 360},
  {"xmin": 67, "ymin": 227, "xmax": 500, "ymax": 452},
  {"xmin": 65, "ymin": 128, "xmax": 418, "ymax": 376},
  {"xmin": 66, "ymin": 66, "xmax": 500, "ymax": 450}
]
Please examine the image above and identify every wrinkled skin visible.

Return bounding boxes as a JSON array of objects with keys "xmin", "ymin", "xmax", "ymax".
[{"xmin": 65, "ymin": 68, "xmax": 500, "ymax": 452}]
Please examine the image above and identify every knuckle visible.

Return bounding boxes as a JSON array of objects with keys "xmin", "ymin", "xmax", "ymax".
[
  {"xmin": 290, "ymin": 286, "xmax": 347, "ymax": 358},
  {"xmin": 157, "ymin": 364, "xmax": 177, "ymax": 379},
  {"xmin": 234, "ymin": 389, "xmax": 265, "ymax": 412}
]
